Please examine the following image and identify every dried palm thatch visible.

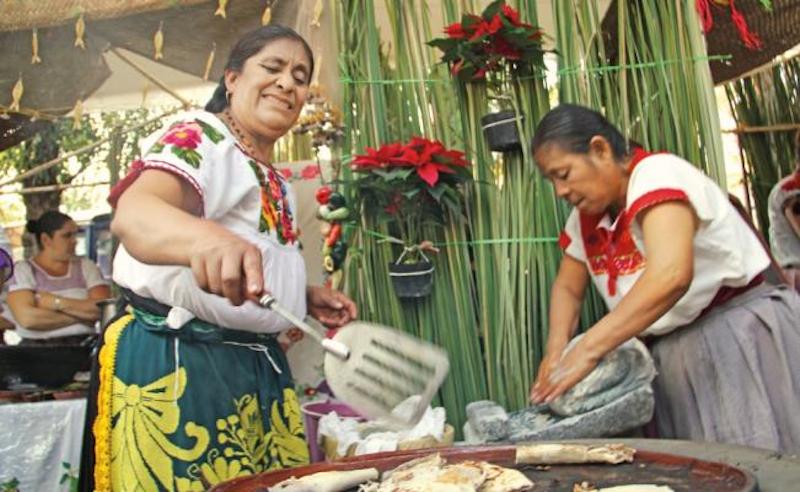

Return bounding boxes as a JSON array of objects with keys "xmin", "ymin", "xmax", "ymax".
[
  {"xmin": 0, "ymin": 0, "xmax": 209, "ymax": 32},
  {"xmin": 601, "ymin": 0, "xmax": 800, "ymax": 85}
]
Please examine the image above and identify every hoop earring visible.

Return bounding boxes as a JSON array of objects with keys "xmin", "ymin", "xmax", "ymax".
[{"xmin": 225, "ymin": 91, "xmax": 232, "ymax": 104}]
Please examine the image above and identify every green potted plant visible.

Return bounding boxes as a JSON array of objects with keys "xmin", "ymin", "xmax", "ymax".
[
  {"xmin": 351, "ymin": 136, "xmax": 471, "ymax": 298},
  {"xmin": 428, "ymin": 0, "xmax": 547, "ymax": 152}
]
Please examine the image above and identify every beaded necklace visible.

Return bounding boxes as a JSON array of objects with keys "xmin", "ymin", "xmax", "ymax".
[
  {"xmin": 218, "ymin": 108, "xmax": 298, "ymax": 244},
  {"xmin": 220, "ymin": 108, "xmax": 272, "ymax": 166}
]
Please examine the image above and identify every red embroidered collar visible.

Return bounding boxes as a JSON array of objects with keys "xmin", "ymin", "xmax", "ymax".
[
  {"xmin": 781, "ymin": 170, "xmax": 800, "ymax": 192},
  {"xmin": 578, "ymin": 147, "xmax": 655, "ymax": 296}
]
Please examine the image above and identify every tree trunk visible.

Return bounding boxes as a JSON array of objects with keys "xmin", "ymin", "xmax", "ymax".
[{"xmin": 21, "ymin": 122, "xmax": 63, "ymax": 257}]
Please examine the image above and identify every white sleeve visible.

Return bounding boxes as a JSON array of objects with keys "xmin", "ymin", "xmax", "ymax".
[
  {"xmin": 559, "ymin": 208, "xmax": 586, "ymax": 262},
  {"xmin": 6, "ymin": 261, "xmax": 35, "ymax": 292},
  {"xmin": 80, "ymin": 258, "xmax": 109, "ymax": 289},
  {"xmin": 626, "ymin": 154, "xmax": 713, "ymax": 223}
]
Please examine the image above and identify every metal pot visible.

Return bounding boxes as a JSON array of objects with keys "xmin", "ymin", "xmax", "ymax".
[{"xmin": 96, "ymin": 298, "xmax": 119, "ymax": 332}]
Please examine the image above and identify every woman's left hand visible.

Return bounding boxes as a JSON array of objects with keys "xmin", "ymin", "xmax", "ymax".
[
  {"xmin": 531, "ymin": 340, "xmax": 601, "ymax": 404},
  {"xmin": 306, "ymin": 285, "xmax": 358, "ymax": 328}
]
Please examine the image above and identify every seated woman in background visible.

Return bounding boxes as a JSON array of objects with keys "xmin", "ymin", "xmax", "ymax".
[
  {"xmin": 0, "ymin": 246, "xmax": 14, "ymax": 344},
  {"xmin": 768, "ymin": 130, "xmax": 800, "ymax": 292},
  {"xmin": 7, "ymin": 211, "xmax": 111, "ymax": 345}
]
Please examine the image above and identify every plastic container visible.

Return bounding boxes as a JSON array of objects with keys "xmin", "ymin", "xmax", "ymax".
[
  {"xmin": 481, "ymin": 110, "xmax": 523, "ymax": 152},
  {"xmin": 301, "ymin": 400, "xmax": 364, "ymax": 462},
  {"xmin": 388, "ymin": 261, "xmax": 435, "ymax": 299}
]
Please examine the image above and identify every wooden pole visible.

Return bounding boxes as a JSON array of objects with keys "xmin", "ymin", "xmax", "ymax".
[
  {"xmin": 736, "ymin": 132, "xmax": 754, "ymax": 218},
  {"xmin": 0, "ymin": 106, "xmax": 182, "ymax": 189},
  {"xmin": 0, "ymin": 181, "xmax": 109, "ymax": 195},
  {"xmin": 110, "ymin": 48, "xmax": 193, "ymax": 109},
  {"xmin": 722, "ymin": 123, "xmax": 800, "ymax": 134}
]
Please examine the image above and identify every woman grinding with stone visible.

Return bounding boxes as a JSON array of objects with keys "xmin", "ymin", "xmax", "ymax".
[
  {"xmin": 85, "ymin": 25, "xmax": 356, "ymax": 490},
  {"xmin": 529, "ymin": 104, "xmax": 800, "ymax": 453}
]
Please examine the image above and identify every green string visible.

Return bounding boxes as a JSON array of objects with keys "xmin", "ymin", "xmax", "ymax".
[
  {"xmin": 345, "ymin": 223, "xmax": 557, "ymax": 247},
  {"xmin": 339, "ymin": 54, "xmax": 732, "ymax": 85}
]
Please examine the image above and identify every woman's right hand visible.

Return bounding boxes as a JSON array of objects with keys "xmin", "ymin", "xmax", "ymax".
[
  {"xmin": 112, "ymin": 169, "xmax": 265, "ymax": 306},
  {"xmin": 529, "ymin": 347, "xmax": 564, "ymax": 403},
  {"xmin": 188, "ymin": 227, "xmax": 265, "ymax": 306}
]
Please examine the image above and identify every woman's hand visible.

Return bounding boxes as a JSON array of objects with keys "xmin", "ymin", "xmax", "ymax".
[
  {"xmin": 530, "ymin": 340, "xmax": 601, "ymax": 404},
  {"xmin": 306, "ymin": 285, "xmax": 357, "ymax": 328},
  {"xmin": 188, "ymin": 229, "xmax": 265, "ymax": 306},
  {"xmin": 529, "ymin": 348, "xmax": 563, "ymax": 403},
  {"xmin": 36, "ymin": 291, "xmax": 98, "ymax": 322}
]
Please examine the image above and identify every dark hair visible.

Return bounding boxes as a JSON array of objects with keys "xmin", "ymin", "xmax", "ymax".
[
  {"xmin": 531, "ymin": 104, "xmax": 629, "ymax": 161},
  {"xmin": 205, "ymin": 24, "xmax": 315, "ymax": 113},
  {"xmin": 26, "ymin": 210, "xmax": 73, "ymax": 248}
]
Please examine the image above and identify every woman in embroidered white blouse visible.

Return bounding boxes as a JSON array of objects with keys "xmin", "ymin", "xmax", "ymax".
[
  {"xmin": 529, "ymin": 104, "xmax": 800, "ymax": 453},
  {"xmin": 84, "ymin": 25, "xmax": 357, "ymax": 490}
]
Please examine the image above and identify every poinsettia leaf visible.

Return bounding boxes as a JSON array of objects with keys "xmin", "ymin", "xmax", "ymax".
[
  {"xmin": 428, "ymin": 38, "xmax": 459, "ymax": 50},
  {"xmin": 428, "ymin": 184, "xmax": 447, "ymax": 202},
  {"xmin": 403, "ymin": 188, "xmax": 421, "ymax": 199},
  {"xmin": 482, "ymin": 0, "xmax": 505, "ymax": 19},
  {"xmin": 373, "ymin": 168, "xmax": 415, "ymax": 181},
  {"xmin": 462, "ymin": 14, "xmax": 482, "ymax": 31}
]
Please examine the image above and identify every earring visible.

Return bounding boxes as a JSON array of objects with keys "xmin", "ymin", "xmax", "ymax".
[{"xmin": 225, "ymin": 90, "xmax": 232, "ymax": 104}]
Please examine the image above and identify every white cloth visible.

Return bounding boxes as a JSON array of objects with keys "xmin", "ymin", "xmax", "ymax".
[
  {"xmin": 768, "ymin": 171, "xmax": 800, "ymax": 268},
  {"xmin": 112, "ymin": 110, "xmax": 307, "ymax": 333},
  {"xmin": 7, "ymin": 257, "xmax": 108, "ymax": 339},
  {"xmin": 561, "ymin": 152, "xmax": 769, "ymax": 336},
  {"xmin": 0, "ymin": 399, "xmax": 86, "ymax": 491}
]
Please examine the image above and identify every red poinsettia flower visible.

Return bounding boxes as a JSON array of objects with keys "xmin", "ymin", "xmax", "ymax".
[
  {"xmin": 278, "ymin": 168, "xmax": 294, "ymax": 180},
  {"xmin": 444, "ymin": 22, "xmax": 467, "ymax": 39},
  {"xmin": 470, "ymin": 14, "xmax": 503, "ymax": 40},
  {"xmin": 351, "ymin": 142, "xmax": 404, "ymax": 169},
  {"xmin": 501, "ymin": 3, "xmax": 521, "ymax": 26},
  {"xmin": 429, "ymin": 1, "xmax": 547, "ymax": 82},
  {"xmin": 388, "ymin": 146, "xmax": 421, "ymax": 167},
  {"xmin": 490, "ymin": 36, "xmax": 522, "ymax": 60},
  {"xmin": 160, "ymin": 121, "xmax": 202, "ymax": 149},
  {"xmin": 438, "ymin": 148, "xmax": 469, "ymax": 167}
]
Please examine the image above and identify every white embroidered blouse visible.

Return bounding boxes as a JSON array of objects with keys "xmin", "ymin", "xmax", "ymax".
[{"xmin": 112, "ymin": 110, "xmax": 307, "ymax": 333}]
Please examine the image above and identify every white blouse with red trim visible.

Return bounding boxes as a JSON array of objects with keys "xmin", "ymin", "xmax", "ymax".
[
  {"xmin": 111, "ymin": 110, "xmax": 307, "ymax": 333},
  {"xmin": 559, "ymin": 151, "xmax": 769, "ymax": 336}
]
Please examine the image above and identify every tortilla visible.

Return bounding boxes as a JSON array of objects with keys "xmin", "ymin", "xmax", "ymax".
[
  {"xmin": 516, "ymin": 444, "xmax": 635, "ymax": 465},
  {"xmin": 375, "ymin": 459, "xmax": 486, "ymax": 491},
  {"xmin": 477, "ymin": 462, "xmax": 533, "ymax": 492},
  {"xmin": 270, "ymin": 468, "xmax": 380, "ymax": 492}
]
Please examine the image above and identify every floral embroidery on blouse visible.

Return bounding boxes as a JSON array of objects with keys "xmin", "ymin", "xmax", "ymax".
[
  {"xmin": 247, "ymin": 160, "xmax": 298, "ymax": 245},
  {"xmin": 149, "ymin": 119, "xmax": 225, "ymax": 169}
]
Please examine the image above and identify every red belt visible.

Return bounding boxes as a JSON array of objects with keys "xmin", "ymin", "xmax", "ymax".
[
  {"xmin": 641, "ymin": 272, "xmax": 766, "ymax": 347},
  {"xmin": 697, "ymin": 272, "xmax": 765, "ymax": 319}
]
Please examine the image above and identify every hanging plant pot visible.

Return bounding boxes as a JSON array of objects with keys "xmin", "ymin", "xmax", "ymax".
[
  {"xmin": 388, "ymin": 250, "xmax": 434, "ymax": 299},
  {"xmin": 481, "ymin": 110, "xmax": 523, "ymax": 152}
]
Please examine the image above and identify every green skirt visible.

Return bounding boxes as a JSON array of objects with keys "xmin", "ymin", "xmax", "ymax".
[{"xmin": 92, "ymin": 308, "xmax": 309, "ymax": 491}]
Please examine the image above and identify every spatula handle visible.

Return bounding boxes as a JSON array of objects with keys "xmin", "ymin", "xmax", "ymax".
[{"xmin": 259, "ymin": 295, "xmax": 350, "ymax": 360}]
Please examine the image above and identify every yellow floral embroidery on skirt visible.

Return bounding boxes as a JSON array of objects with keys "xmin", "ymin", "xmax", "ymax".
[
  {"xmin": 110, "ymin": 367, "xmax": 210, "ymax": 490},
  {"xmin": 175, "ymin": 388, "xmax": 308, "ymax": 489}
]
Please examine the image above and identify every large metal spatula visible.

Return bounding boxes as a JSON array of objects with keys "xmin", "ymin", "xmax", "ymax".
[{"xmin": 260, "ymin": 295, "xmax": 449, "ymax": 426}]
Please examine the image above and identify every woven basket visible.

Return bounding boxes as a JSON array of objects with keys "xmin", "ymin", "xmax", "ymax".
[{"xmin": 321, "ymin": 424, "xmax": 455, "ymax": 461}]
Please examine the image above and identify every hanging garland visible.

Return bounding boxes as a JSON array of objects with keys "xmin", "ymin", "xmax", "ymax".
[{"xmin": 696, "ymin": 0, "xmax": 772, "ymax": 50}]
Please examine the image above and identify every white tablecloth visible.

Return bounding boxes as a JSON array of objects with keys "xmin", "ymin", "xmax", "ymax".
[{"xmin": 0, "ymin": 398, "xmax": 86, "ymax": 491}]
